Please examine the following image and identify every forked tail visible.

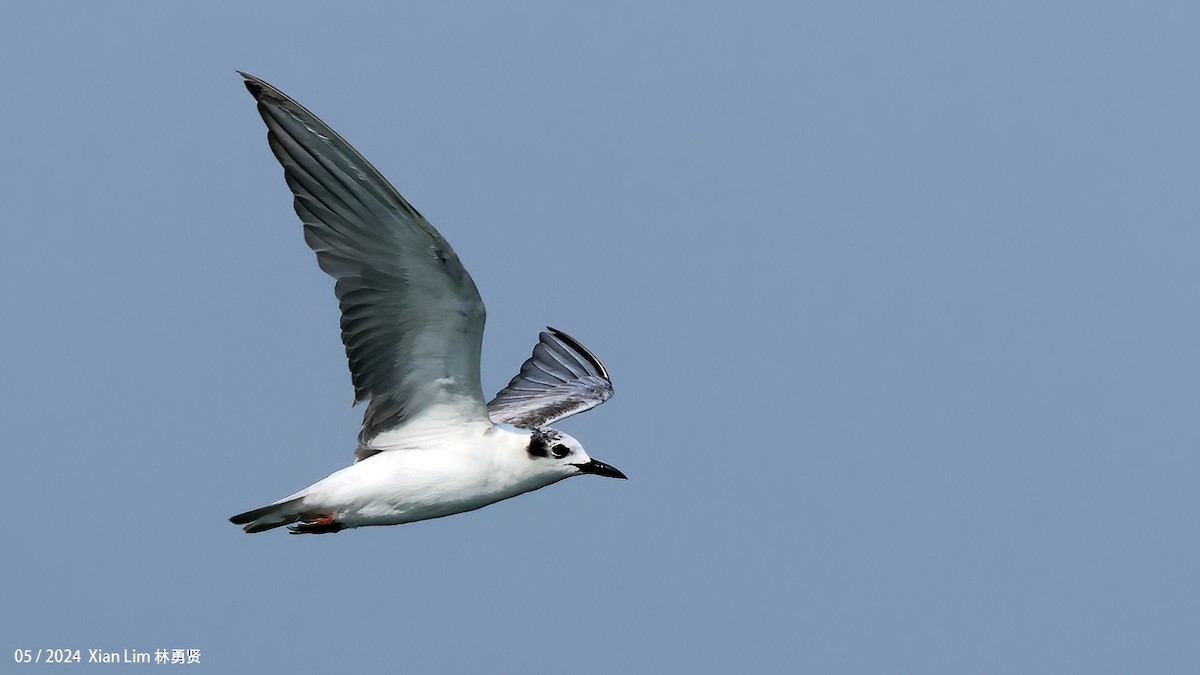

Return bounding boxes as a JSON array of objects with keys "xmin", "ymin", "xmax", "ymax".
[{"xmin": 229, "ymin": 498, "xmax": 306, "ymax": 534}]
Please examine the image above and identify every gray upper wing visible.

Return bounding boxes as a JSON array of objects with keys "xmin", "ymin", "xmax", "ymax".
[
  {"xmin": 241, "ymin": 72, "xmax": 489, "ymax": 441},
  {"xmin": 488, "ymin": 328, "xmax": 614, "ymax": 428}
]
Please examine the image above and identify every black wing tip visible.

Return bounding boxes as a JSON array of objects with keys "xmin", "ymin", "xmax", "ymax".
[
  {"xmin": 237, "ymin": 71, "xmax": 291, "ymax": 107},
  {"xmin": 543, "ymin": 326, "xmax": 610, "ymax": 380},
  {"xmin": 237, "ymin": 70, "xmax": 264, "ymax": 96}
]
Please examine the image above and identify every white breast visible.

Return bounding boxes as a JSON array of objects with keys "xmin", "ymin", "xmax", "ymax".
[{"xmin": 298, "ymin": 424, "xmax": 555, "ymax": 527}]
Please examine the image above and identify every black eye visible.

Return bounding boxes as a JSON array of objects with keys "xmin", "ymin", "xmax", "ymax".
[{"xmin": 551, "ymin": 443, "xmax": 570, "ymax": 458}]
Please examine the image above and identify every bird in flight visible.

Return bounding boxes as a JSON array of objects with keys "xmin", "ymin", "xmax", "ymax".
[{"xmin": 230, "ymin": 73, "xmax": 623, "ymax": 535}]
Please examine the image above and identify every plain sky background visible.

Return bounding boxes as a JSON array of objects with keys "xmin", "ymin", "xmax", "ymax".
[{"xmin": 3, "ymin": 2, "xmax": 1198, "ymax": 673}]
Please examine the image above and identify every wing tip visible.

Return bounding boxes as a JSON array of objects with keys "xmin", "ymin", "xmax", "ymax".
[
  {"xmin": 543, "ymin": 326, "xmax": 610, "ymax": 380},
  {"xmin": 237, "ymin": 71, "xmax": 293, "ymax": 108},
  {"xmin": 238, "ymin": 70, "xmax": 264, "ymax": 97}
]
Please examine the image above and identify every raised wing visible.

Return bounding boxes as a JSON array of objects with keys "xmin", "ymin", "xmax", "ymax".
[
  {"xmin": 488, "ymin": 328, "xmax": 614, "ymax": 428},
  {"xmin": 241, "ymin": 72, "xmax": 490, "ymax": 442}
]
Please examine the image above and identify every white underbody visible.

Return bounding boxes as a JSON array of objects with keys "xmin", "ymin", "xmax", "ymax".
[{"xmin": 282, "ymin": 418, "xmax": 567, "ymax": 528}]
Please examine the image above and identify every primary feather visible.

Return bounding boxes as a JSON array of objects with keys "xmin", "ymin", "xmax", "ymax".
[{"xmin": 488, "ymin": 327, "xmax": 614, "ymax": 428}]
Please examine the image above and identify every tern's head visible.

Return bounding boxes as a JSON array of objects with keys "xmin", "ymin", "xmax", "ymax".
[{"xmin": 526, "ymin": 428, "xmax": 626, "ymax": 481}]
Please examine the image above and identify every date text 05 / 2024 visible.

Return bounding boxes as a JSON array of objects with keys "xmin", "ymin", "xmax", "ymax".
[{"xmin": 14, "ymin": 648, "xmax": 159, "ymax": 664}]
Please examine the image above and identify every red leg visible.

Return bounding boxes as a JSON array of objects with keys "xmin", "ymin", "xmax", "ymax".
[{"xmin": 288, "ymin": 513, "xmax": 344, "ymax": 535}]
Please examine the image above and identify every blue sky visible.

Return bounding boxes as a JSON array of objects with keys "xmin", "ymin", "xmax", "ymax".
[{"xmin": 4, "ymin": 2, "xmax": 1199, "ymax": 673}]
